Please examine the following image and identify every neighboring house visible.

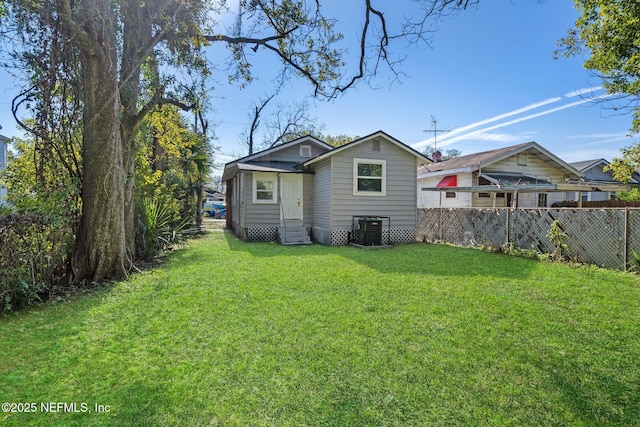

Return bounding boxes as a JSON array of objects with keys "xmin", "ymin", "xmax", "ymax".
[
  {"xmin": 222, "ymin": 131, "xmax": 431, "ymax": 245},
  {"xmin": 0, "ymin": 134, "xmax": 8, "ymax": 205},
  {"xmin": 204, "ymin": 188, "xmax": 226, "ymax": 203},
  {"xmin": 568, "ymin": 159, "xmax": 640, "ymax": 202},
  {"xmin": 417, "ymin": 141, "xmax": 584, "ymax": 208}
]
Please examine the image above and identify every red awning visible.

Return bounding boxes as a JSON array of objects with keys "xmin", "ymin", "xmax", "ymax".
[{"xmin": 436, "ymin": 175, "xmax": 457, "ymax": 188}]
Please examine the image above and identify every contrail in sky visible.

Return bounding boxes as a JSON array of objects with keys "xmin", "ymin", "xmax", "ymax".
[
  {"xmin": 413, "ymin": 86, "xmax": 606, "ymax": 150},
  {"xmin": 435, "ymin": 98, "xmax": 592, "ymax": 147},
  {"xmin": 440, "ymin": 97, "xmax": 562, "ymax": 140}
]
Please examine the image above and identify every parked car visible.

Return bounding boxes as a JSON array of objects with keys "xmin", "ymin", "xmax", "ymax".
[
  {"xmin": 214, "ymin": 208, "xmax": 226, "ymax": 219},
  {"xmin": 203, "ymin": 202, "xmax": 224, "ymax": 217}
]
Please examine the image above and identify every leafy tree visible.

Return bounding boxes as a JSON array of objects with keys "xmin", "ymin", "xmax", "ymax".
[
  {"xmin": 134, "ymin": 105, "xmax": 210, "ymax": 258},
  {"xmin": 558, "ymin": 1, "xmax": 640, "ymax": 133},
  {"xmin": 557, "ymin": 1, "xmax": 640, "ymax": 182},
  {"xmin": 2, "ymin": 0, "xmax": 480, "ymax": 282},
  {"xmin": 423, "ymin": 146, "xmax": 462, "ymax": 160},
  {"xmin": 1, "ymin": 133, "xmax": 80, "ymax": 221},
  {"xmin": 324, "ymin": 134, "xmax": 359, "ymax": 148}
]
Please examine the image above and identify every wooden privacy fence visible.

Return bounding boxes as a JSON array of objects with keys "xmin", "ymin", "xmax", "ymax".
[{"xmin": 417, "ymin": 208, "xmax": 640, "ymax": 271}]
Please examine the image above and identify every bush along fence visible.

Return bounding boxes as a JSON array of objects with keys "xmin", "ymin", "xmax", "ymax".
[{"xmin": 417, "ymin": 207, "xmax": 640, "ymax": 271}]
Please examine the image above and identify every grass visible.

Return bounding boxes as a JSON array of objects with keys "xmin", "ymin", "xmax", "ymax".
[{"xmin": 1, "ymin": 231, "xmax": 640, "ymax": 426}]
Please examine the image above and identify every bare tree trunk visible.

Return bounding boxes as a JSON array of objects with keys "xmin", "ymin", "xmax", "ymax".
[{"xmin": 69, "ymin": 0, "xmax": 127, "ymax": 281}]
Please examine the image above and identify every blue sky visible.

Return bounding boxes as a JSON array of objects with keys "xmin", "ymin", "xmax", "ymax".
[
  {"xmin": 207, "ymin": 0, "xmax": 637, "ymax": 169},
  {"xmin": 1, "ymin": 1, "xmax": 637, "ymax": 173}
]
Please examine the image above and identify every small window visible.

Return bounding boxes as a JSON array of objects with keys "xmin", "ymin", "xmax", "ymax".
[
  {"xmin": 300, "ymin": 145, "xmax": 312, "ymax": 158},
  {"xmin": 537, "ymin": 193, "xmax": 548, "ymax": 208},
  {"xmin": 518, "ymin": 153, "xmax": 528, "ymax": 166},
  {"xmin": 353, "ymin": 158, "xmax": 386, "ymax": 196},
  {"xmin": 445, "ymin": 191, "xmax": 456, "ymax": 198},
  {"xmin": 478, "ymin": 193, "xmax": 490, "ymax": 198},
  {"xmin": 252, "ymin": 173, "xmax": 277, "ymax": 204}
]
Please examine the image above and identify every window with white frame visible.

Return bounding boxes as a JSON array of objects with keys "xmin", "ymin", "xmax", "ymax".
[
  {"xmin": 252, "ymin": 172, "xmax": 277, "ymax": 204},
  {"xmin": 353, "ymin": 158, "xmax": 386, "ymax": 196},
  {"xmin": 300, "ymin": 145, "xmax": 312, "ymax": 158}
]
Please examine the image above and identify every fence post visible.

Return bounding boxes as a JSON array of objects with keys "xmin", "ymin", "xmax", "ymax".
[
  {"xmin": 506, "ymin": 208, "xmax": 510, "ymax": 246},
  {"xmin": 439, "ymin": 208, "xmax": 444, "ymax": 241},
  {"xmin": 624, "ymin": 207, "xmax": 629, "ymax": 271}
]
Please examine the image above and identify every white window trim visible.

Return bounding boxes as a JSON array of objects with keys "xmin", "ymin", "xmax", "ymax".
[
  {"xmin": 353, "ymin": 158, "xmax": 386, "ymax": 196},
  {"xmin": 300, "ymin": 145, "xmax": 312, "ymax": 158},
  {"xmin": 252, "ymin": 172, "xmax": 278, "ymax": 204}
]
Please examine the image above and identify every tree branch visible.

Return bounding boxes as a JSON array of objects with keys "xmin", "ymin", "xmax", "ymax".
[{"xmin": 58, "ymin": 0, "xmax": 93, "ymax": 54}]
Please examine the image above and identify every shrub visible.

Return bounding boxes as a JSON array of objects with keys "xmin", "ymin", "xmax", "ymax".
[
  {"xmin": 136, "ymin": 197, "xmax": 190, "ymax": 261},
  {"xmin": 546, "ymin": 219, "xmax": 569, "ymax": 262},
  {"xmin": 0, "ymin": 213, "xmax": 73, "ymax": 312}
]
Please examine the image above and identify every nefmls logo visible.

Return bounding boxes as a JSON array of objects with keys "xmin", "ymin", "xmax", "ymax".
[{"xmin": 41, "ymin": 402, "xmax": 90, "ymax": 413}]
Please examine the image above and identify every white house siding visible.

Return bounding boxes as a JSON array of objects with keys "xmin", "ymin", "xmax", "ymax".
[
  {"xmin": 419, "ymin": 172, "xmax": 473, "ymax": 208},
  {"xmin": 487, "ymin": 153, "xmax": 570, "ymax": 184},
  {"xmin": 311, "ymin": 158, "xmax": 332, "ymax": 245},
  {"xmin": 482, "ymin": 154, "xmax": 574, "ymax": 208},
  {"xmin": 327, "ymin": 138, "xmax": 419, "ymax": 245}
]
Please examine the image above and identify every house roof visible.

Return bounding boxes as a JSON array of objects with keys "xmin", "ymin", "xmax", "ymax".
[
  {"xmin": 481, "ymin": 172, "xmax": 553, "ymax": 187},
  {"xmin": 236, "ymin": 161, "xmax": 302, "ymax": 173},
  {"xmin": 222, "ymin": 135, "xmax": 332, "ymax": 181},
  {"xmin": 569, "ymin": 158, "xmax": 640, "ymax": 184},
  {"xmin": 226, "ymin": 135, "xmax": 332, "ymax": 166},
  {"xmin": 418, "ymin": 141, "xmax": 583, "ymax": 178},
  {"xmin": 570, "ymin": 158, "xmax": 608, "ymax": 172},
  {"xmin": 302, "ymin": 130, "xmax": 431, "ymax": 167}
]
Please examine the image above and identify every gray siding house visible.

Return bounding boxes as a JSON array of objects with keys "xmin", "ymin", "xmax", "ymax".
[
  {"xmin": 568, "ymin": 159, "xmax": 640, "ymax": 202},
  {"xmin": 222, "ymin": 131, "xmax": 431, "ymax": 245}
]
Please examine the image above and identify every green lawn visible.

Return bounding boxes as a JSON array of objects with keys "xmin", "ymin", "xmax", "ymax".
[{"xmin": 1, "ymin": 231, "xmax": 640, "ymax": 426}]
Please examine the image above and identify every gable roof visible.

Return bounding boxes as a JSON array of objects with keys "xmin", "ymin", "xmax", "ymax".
[
  {"xmin": 226, "ymin": 135, "xmax": 332, "ymax": 167},
  {"xmin": 418, "ymin": 141, "xmax": 582, "ymax": 178},
  {"xmin": 570, "ymin": 158, "xmax": 640, "ymax": 184},
  {"xmin": 302, "ymin": 130, "xmax": 431, "ymax": 167},
  {"xmin": 570, "ymin": 158, "xmax": 609, "ymax": 172},
  {"xmin": 222, "ymin": 135, "xmax": 333, "ymax": 181}
]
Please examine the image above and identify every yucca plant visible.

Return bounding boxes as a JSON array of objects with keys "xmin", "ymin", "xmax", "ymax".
[{"xmin": 138, "ymin": 197, "xmax": 189, "ymax": 260}]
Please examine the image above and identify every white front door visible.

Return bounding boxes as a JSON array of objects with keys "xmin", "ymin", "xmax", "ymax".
[{"xmin": 280, "ymin": 174, "xmax": 303, "ymax": 220}]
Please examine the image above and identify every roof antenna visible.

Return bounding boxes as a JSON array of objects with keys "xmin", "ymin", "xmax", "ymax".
[{"xmin": 423, "ymin": 115, "xmax": 450, "ymax": 152}]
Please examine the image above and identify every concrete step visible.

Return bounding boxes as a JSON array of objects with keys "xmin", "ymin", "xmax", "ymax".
[{"xmin": 277, "ymin": 226, "xmax": 312, "ymax": 245}]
